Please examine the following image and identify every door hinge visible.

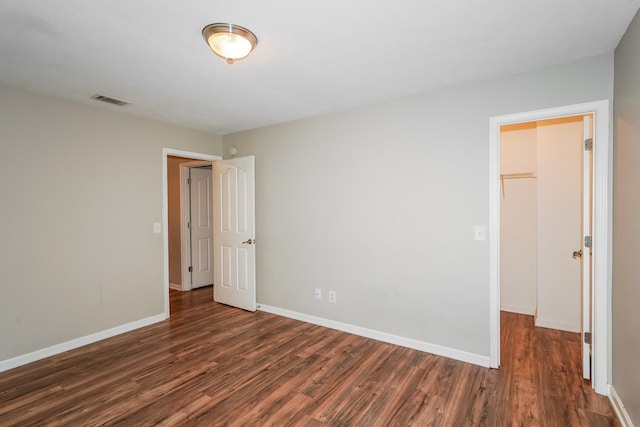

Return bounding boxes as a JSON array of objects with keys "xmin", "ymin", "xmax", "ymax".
[
  {"xmin": 187, "ymin": 222, "xmax": 190, "ymax": 229},
  {"xmin": 585, "ymin": 236, "xmax": 592, "ymax": 248},
  {"xmin": 188, "ymin": 266, "xmax": 193, "ymax": 272},
  {"xmin": 585, "ymin": 138, "xmax": 593, "ymax": 151},
  {"xmin": 188, "ymin": 178, "xmax": 191, "ymax": 184},
  {"xmin": 584, "ymin": 332, "xmax": 592, "ymax": 344}
]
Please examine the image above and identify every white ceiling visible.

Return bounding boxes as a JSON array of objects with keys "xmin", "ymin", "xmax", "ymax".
[{"xmin": 1, "ymin": 1, "xmax": 638, "ymax": 135}]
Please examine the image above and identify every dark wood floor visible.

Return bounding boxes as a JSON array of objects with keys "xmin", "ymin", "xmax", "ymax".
[{"xmin": 0, "ymin": 287, "xmax": 618, "ymax": 426}]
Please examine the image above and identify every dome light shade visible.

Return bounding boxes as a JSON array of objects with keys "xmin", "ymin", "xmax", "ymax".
[{"xmin": 202, "ymin": 23, "xmax": 258, "ymax": 64}]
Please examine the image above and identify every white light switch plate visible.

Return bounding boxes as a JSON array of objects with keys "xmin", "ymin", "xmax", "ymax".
[
  {"xmin": 153, "ymin": 222, "xmax": 161, "ymax": 234},
  {"xmin": 474, "ymin": 226, "xmax": 486, "ymax": 241}
]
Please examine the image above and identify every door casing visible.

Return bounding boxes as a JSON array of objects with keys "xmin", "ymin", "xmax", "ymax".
[
  {"xmin": 179, "ymin": 161, "xmax": 213, "ymax": 291},
  {"xmin": 489, "ymin": 100, "xmax": 610, "ymax": 395},
  {"xmin": 188, "ymin": 165, "xmax": 214, "ymax": 289},
  {"xmin": 581, "ymin": 115, "xmax": 594, "ymax": 380}
]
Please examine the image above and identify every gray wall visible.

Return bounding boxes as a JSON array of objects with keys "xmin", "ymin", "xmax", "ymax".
[
  {"xmin": 224, "ymin": 54, "xmax": 614, "ymax": 357},
  {"xmin": 0, "ymin": 85, "xmax": 222, "ymax": 361},
  {"xmin": 613, "ymin": 9, "xmax": 640, "ymax": 425}
]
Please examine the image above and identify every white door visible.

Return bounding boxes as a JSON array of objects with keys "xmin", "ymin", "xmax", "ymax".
[
  {"xmin": 212, "ymin": 156, "xmax": 256, "ymax": 311},
  {"xmin": 581, "ymin": 115, "xmax": 594, "ymax": 380},
  {"xmin": 190, "ymin": 167, "xmax": 214, "ymax": 289}
]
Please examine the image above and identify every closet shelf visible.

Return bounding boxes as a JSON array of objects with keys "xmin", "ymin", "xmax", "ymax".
[
  {"xmin": 500, "ymin": 172, "xmax": 536, "ymax": 179},
  {"xmin": 500, "ymin": 172, "xmax": 536, "ymax": 198}
]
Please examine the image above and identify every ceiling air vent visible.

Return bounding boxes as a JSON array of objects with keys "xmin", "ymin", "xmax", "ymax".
[{"xmin": 90, "ymin": 94, "xmax": 130, "ymax": 107}]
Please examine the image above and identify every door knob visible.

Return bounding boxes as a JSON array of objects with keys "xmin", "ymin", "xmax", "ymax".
[
  {"xmin": 572, "ymin": 249, "xmax": 582, "ymax": 259},
  {"xmin": 242, "ymin": 239, "xmax": 255, "ymax": 245}
]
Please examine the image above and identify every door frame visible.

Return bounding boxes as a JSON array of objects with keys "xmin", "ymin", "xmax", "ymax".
[
  {"xmin": 179, "ymin": 161, "xmax": 213, "ymax": 292},
  {"xmin": 488, "ymin": 100, "xmax": 610, "ymax": 395},
  {"xmin": 162, "ymin": 148, "xmax": 221, "ymax": 317}
]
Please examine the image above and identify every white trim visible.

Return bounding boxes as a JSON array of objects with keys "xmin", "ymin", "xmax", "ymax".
[
  {"xmin": 169, "ymin": 282, "xmax": 182, "ymax": 291},
  {"xmin": 534, "ymin": 318, "xmax": 580, "ymax": 333},
  {"xmin": 582, "ymin": 115, "xmax": 593, "ymax": 380},
  {"xmin": 609, "ymin": 385, "xmax": 636, "ymax": 427},
  {"xmin": 258, "ymin": 304, "xmax": 490, "ymax": 368},
  {"xmin": 0, "ymin": 314, "xmax": 166, "ymax": 373},
  {"xmin": 180, "ymin": 165, "xmax": 191, "ymax": 291},
  {"xmin": 489, "ymin": 115, "xmax": 501, "ymax": 369},
  {"xmin": 500, "ymin": 305, "xmax": 535, "ymax": 316},
  {"xmin": 592, "ymin": 102, "xmax": 611, "ymax": 394},
  {"xmin": 162, "ymin": 148, "xmax": 221, "ymax": 318},
  {"xmin": 489, "ymin": 100, "xmax": 611, "ymax": 395}
]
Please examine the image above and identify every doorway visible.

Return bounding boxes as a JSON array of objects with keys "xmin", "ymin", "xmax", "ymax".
[
  {"xmin": 167, "ymin": 156, "xmax": 214, "ymax": 292},
  {"xmin": 162, "ymin": 149, "xmax": 221, "ymax": 317},
  {"xmin": 499, "ymin": 115, "xmax": 590, "ymax": 383},
  {"xmin": 489, "ymin": 100, "xmax": 610, "ymax": 395}
]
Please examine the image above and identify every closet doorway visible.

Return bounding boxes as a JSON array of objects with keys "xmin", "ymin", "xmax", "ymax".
[{"xmin": 499, "ymin": 114, "xmax": 593, "ymax": 379}]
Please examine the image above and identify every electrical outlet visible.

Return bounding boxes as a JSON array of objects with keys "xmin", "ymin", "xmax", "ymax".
[
  {"xmin": 315, "ymin": 288, "xmax": 322, "ymax": 299},
  {"xmin": 329, "ymin": 291, "xmax": 336, "ymax": 303}
]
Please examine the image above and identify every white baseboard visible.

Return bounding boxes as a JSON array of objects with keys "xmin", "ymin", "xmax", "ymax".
[
  {"xmin": 0, "ymin": 313, "xmax": 167, "ymax": 373},
  {"xmin": 258, "ymin": 304, "xmax": 490, "ymax": 368},
  {"xmin": 534, "ymin": 317, "xmax": 580, "ymax": 333},
  {"xmin": 169, "ymin": 282, "xmax": 182, "ymax": 291},
  {"xmin": 500, "ymin": 304, "xmax": 535, "ymax": 316},
  {"xmin": 609, "ymin": 385, "xmax": 636, "ymax": 427}
]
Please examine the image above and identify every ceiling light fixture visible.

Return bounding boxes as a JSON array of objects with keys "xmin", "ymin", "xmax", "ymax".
[{"xmin": 202, "ymin": 23, "xmax": 258, "ymax": 64}]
